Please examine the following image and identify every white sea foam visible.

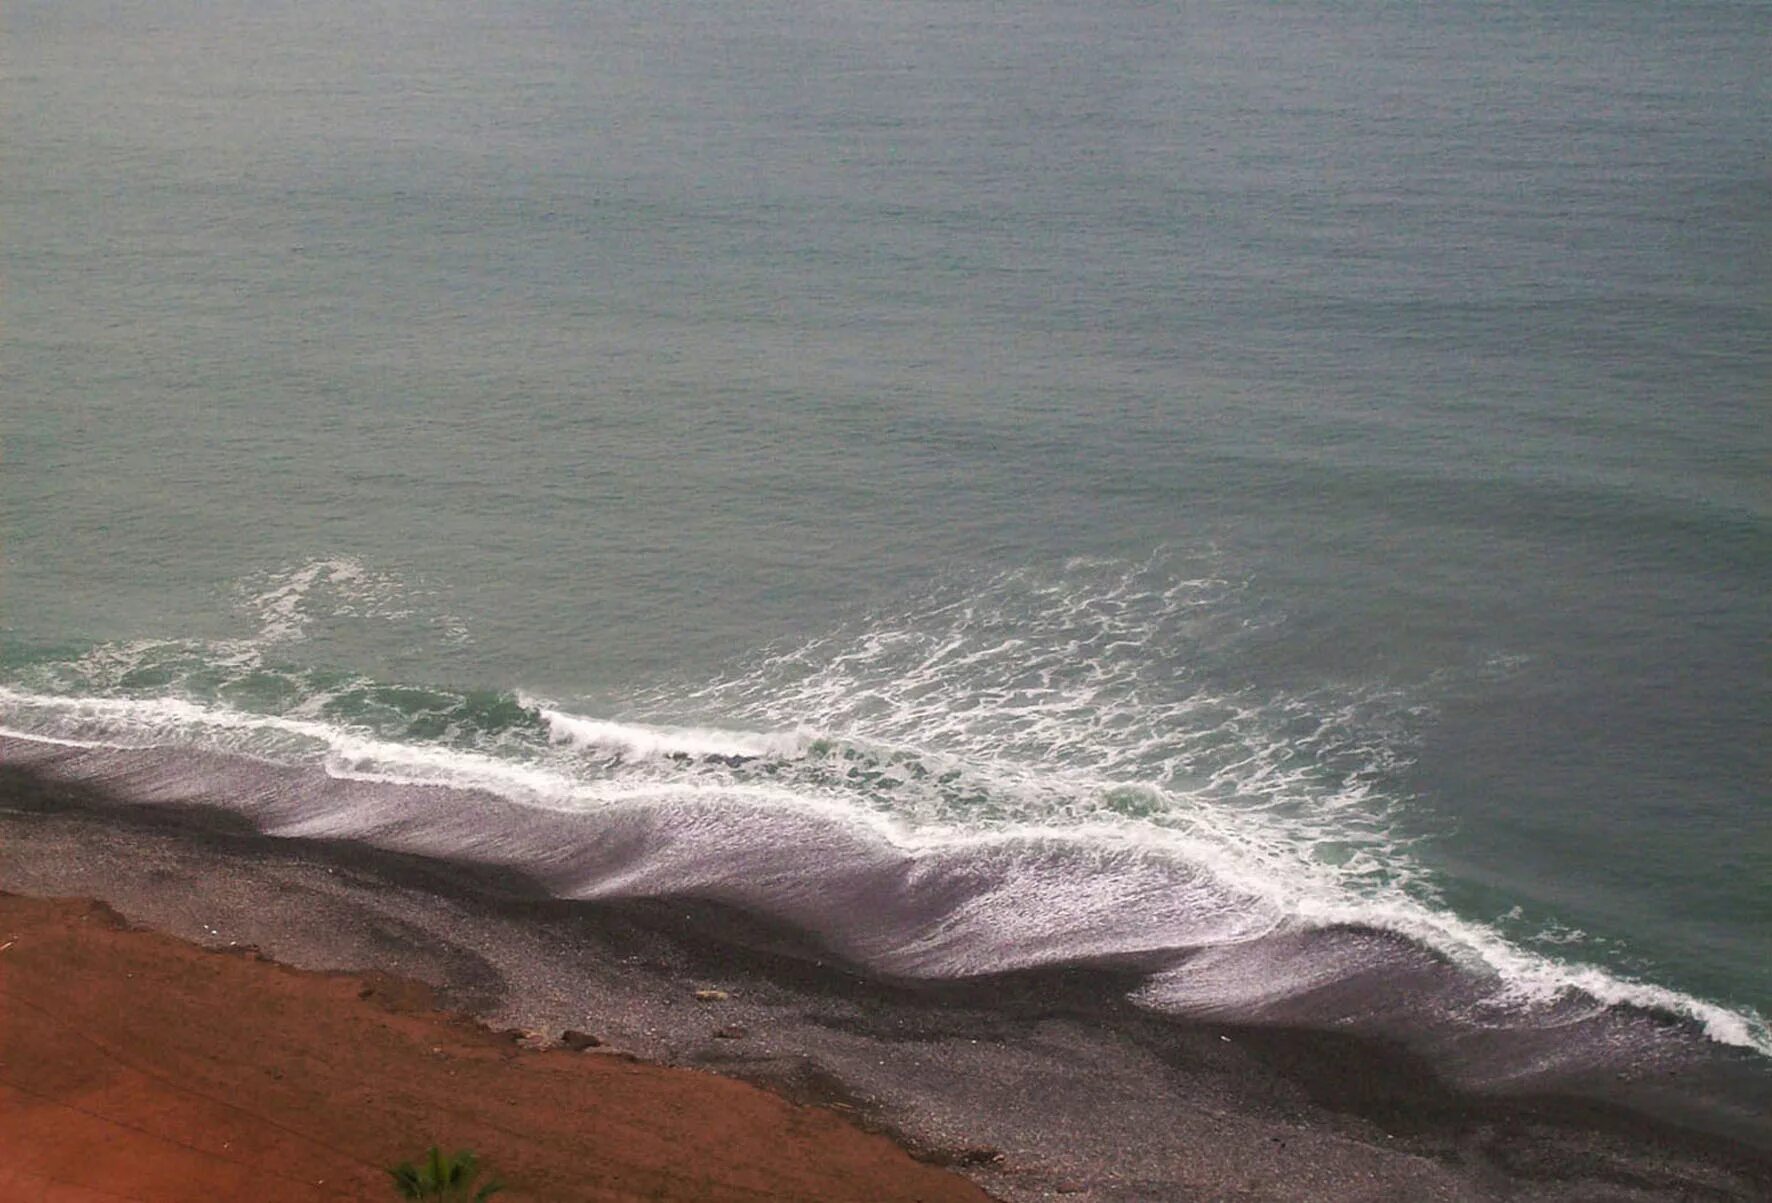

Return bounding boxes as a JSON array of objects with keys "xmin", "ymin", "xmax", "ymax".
[
  {"xmin": 1, "ymin": 554, "xmax": 1766, "ymax": 1059},
  {"xmin": 0, "ymin": 687, "xmax": 571, "ymax": 805},
  {"xmin": 236, "ymin": 557, "xmax": 469, "ymax": 647},
  {"xmin": 238, "ymin": 558, "xmax": 405, "ymax": 643},
  {"xmin": 528, "ymin": 700, "xmax": 812, "ymax": 763},
  {"xmin": 1, "ymin": 681, "xmax": 1766, "ymax": 1056},
  {"xmin": 664, "ymin": 558, "xmax": 1425, "ymax": 900}
]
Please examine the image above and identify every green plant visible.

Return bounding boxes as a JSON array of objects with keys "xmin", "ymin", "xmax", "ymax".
[{"xmin": 388, "ymin": 1147, "xmax": 505, "ymax": 1201}]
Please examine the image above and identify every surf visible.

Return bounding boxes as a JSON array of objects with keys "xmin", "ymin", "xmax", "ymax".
[{"xmin": 1, "ymin": 554, "xmax": 1765, "ymax": 1068}]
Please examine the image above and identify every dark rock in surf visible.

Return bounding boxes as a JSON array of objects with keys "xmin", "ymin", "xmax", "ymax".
[{"xmin": 705, "ymin": 753, "xmax": 755, "ymax": 768}]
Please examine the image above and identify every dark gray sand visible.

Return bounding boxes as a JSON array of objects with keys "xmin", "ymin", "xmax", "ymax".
[{"xmin": 4, "ymin": 763, "xmax": 1769, "ymax": 1203}]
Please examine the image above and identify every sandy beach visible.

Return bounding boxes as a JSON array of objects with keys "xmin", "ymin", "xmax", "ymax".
[
  {"xmin": 0, "ymin": 891, "xmax": 994, "ymax": 1203},
  {"xmin": 4, "ymin": 752, "xmax": 1771, "ymax": 1203}
]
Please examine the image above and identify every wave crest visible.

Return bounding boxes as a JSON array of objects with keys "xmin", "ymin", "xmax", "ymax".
[{"xmin": 1, "ymin": 552, "xmax": 1766, "ymax": 1065}]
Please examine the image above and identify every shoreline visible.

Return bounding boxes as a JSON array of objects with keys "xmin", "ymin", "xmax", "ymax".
[{"xmin": 4, "ymin": 757, "xmax": 1771, "ymax": 1201}]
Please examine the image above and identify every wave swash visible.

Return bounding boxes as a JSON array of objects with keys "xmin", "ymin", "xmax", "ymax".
[{"xmin": 2, "ymin": 555, "xmax": 1766, "ymax": 1097}]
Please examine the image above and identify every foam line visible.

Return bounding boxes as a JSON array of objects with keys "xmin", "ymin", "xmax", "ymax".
[
  {"xmin": 1, "ymin": 555, "xmax": 1765, "ymax": 1064},
  {"xmin": 528, "ymin": 700, "xmax": 813, "ymax": 762},
  {"xmin": 0, "ymin": 702, "xmax": 1764, "ymax": 1063}
]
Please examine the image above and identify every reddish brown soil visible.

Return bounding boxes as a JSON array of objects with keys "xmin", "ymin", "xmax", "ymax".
[{"xmin": 0, "ymin": 893, "xmax": 995, "ymax": 1203}]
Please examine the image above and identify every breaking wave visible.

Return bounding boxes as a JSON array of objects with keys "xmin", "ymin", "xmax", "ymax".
[{"xmin": 1, "ymin": 554, "xmax": 1766, "ymax": 1074}]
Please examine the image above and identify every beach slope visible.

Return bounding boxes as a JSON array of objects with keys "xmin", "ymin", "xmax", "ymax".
[{"xmin": 0, "ymin": 892, "xmax": 994, "ymax": 1203}]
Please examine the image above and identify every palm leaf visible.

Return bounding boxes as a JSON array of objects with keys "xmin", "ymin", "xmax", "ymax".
[{"xmin": 387, "ymin": 1146, "xmax": 504, "ymax": 1200}]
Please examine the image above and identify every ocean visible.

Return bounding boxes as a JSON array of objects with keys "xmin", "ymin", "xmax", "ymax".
[{"xmin": 4, "ymin": 0, "xmax": 1768, "ymax": 1123}]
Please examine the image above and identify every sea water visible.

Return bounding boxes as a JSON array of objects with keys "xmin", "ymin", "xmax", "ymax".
[{"xmin": 3, "ymin": 0, "xmax": 1768, "ymax": 1060}]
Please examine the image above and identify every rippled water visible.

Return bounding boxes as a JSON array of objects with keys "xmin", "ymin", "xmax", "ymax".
[{"xmin": 4, "ymin": 0, "xmax": 1768, "ymax": 1052}]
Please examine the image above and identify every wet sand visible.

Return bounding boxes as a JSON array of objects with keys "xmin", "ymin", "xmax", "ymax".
[{"xmin": 3, "ymin": 761, "xmax": 1770, "ymax": 1202}]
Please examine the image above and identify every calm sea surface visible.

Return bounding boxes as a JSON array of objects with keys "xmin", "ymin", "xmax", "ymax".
[{"xmin": 5, "ymin": 0, "xmax": 1768, "ymax": 1045}]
